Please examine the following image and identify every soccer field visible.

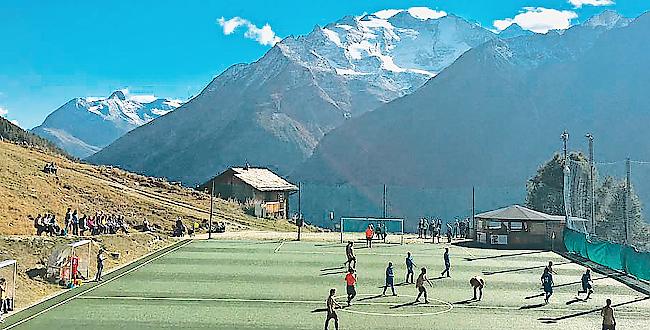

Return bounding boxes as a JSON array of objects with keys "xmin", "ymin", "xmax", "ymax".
[{"xmin": 4, "ymin": 238, "xmax": 650, "ymax": 330}]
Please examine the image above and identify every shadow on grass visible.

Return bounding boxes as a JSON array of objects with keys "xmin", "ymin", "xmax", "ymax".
[
  {"xmin": 464, "ymin": 250, "xmax": 547, "ymax": 262},
  {"xmin": 525, "ymin": 293, "xmax": 545, "ymax": 300},
  {"xmin": 520, "ymin": 303, "xmax": 546, "ymax": 309},
  {"xmin": 390, "ymin": 301, "xmax": 418, "ymax": 309},
  {"xmin": 482, "ymin": 261, "xmax": 571, "ymax": 276},
  {"xmin": 538, "ymin": 296, "xmax": 650, "ymax": 323},
  {"xmin": 376, "ymin": 282, "xmax": 411, "ymax": 289},
  {"xmin": 357, "ymin": 294, "xmax": 383, "ymax": 302},
  {"xmin": 320, "ymin": 270, "xmax": 347, "ymax": 276},
  {"xmin": 320, "ymin": 266, "xmax": 345, "ymax": 272},
  {"xmin": 553, "ymin": 275, "xmax": 607, "ymax": 289},
  {"xmin": 454, "ymin": 298, "xmax": 477, "ymax": 305},
  {"xmin": 565, "ymin": 298, "xmax": 586, "ymax": 305}
]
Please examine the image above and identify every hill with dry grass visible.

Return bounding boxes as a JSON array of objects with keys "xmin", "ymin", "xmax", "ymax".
[{"xmin": 0, "ymin": 140, "xmax": 300, "ymax": 235}]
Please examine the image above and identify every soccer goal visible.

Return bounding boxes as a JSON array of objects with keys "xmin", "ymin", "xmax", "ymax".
[
  {"xmin": 46, "ymin": 240, "xmax": 93, "ymax": 285},
  {"xmin": 0, "ymin": 259, "xmax": 17, "ymax": 314},
  {"xmin": 340, "ymin": 217, "xmax": 404, "ymax": 244}
]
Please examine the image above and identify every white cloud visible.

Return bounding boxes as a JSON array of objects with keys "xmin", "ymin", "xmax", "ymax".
[
  {"xmin": 407, "ymin": 7, "xmax": 447, "ymax": 20},
  {"xmin": 569, "ymin": 0, "xmax": 615, "ymax": 8},
  {"xmin": 494, "ymin": 7, "xmax": 578, "ymax": 33},
  {"xmin": 217, "ymin": 16, "xmax": 282, "ymax": 46},
  {"xmin": 10, "ymin": 119, "xmax": 20, "ymax": 127}
]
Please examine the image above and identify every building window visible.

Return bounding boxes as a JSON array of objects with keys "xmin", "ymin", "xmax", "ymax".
[
  {"xmin": 478, "ymin": 220, "xmax": 484, "ymax": 229},
  {"xmin": 488, "ymin": 221, "xmax": 502, "ymax": 230},
  {"xmin": 510, "ymin": 221, "xmax": 523, "ymax": 231}
]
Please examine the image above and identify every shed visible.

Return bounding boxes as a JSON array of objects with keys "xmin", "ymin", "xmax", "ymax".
[
  {"xmin": 474, "ymin": 205, "xmax": 565, "ymax": 249},
  {"xmin": 201, "ymin": 166, "xmax": 298, "ymax": 219}
]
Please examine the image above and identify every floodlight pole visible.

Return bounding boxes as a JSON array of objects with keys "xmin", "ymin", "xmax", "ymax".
[
  {"xmin": 297, "ymin": 182, "xmax": 302, "ymax": 241},
  {"xmin": 586, "ymin": 134, "xmax": 595, "ymax": 234},
  {"xmin": 382, "ymin": 184, "xmax": 387, "ymax": 218},
  {"xmin": 87, "ymin": 242, "xmax": 91, "ymax": 279},
  {"xmin": 561, "ymin": 130, "xmax": 570, "ymax": 225},
  {"xmin": 472, "ymin": 186, "xmax": 475, "ymax": 237},
  {"xmin": 561, "ymin": 130, "xmax": 569, "ymax": 162},
  {"xmin": 209, "ymin": 178, "xmax": 214, "ymax": 240},
  {"xmin": 625, "ymin": 157, "xmax": 631, "ymax": 245},
  {"xmin": 13, "ymin": 261, "xmax": 17, "ymax": 304}
]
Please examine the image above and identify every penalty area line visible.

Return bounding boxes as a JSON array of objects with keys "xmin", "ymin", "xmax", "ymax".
[
  {"xmin": 274, "ymin": 241, "xmax": 286, "ymax": 253},
  {"xmin": 79, "ymin": 295, "xmax": 450, "ymax": 308}
]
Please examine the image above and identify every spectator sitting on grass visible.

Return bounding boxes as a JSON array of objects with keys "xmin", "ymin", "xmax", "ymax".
[
  {"xmin": 32, "ymin": 214, "xmax": 47, "ymax": 236},
  {"xmin": 173, "ymin": 218, "xmax": 186, "ymax": 237}
]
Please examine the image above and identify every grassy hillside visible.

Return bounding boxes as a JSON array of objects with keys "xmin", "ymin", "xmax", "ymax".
[
  {"xmin": 0, "ymin": 116, "xmax": 68, "ymax": 158},
  {"xmin": 0, "ymin": 140, "xmax": 299, "ymax": 235}
]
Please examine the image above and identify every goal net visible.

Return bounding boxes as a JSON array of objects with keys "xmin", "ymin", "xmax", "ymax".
[
  {"xmin": 46, "ymin": 240, "xmax": 93, "ymax": 285},
  {"xmin": 0, "ymin": 259, "xmax": 17, "ymax": 314},
  {"xmin": 340, "ymin": 217, "xmax": 404, "ymax": 244}
]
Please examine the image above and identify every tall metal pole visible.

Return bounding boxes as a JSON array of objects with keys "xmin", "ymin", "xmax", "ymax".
[
  {"xmin": 561, "ymin": 130, "xmax": 570, "ymax": 224},
  {"xmin": 561, "ymin": 130, "xmax": 569, "ymax": 161},
  {"xmin": 625, "ymin": 157, "xmax": 631, "ymax": 244},
  {"xmin": 209, "ymin": 178, "xmax": 214, "ymax": 239},
  {"xmin": 472, "ymin": 186, "xmax": 475, "ymax": 236},
  {"xmin": 297, "ymin": 182, "xmax": 302, "ymax": 241},
  {"xmin": 586, "ymin": 133, "xmax": 595, "ymax": 234},
  {"xmin": 382, "ymin": 184, "xmax": 387, "ymax": 218}
]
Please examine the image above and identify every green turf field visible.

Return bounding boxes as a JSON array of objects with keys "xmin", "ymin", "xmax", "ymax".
[{"xmin": 4, "ymin": 239, "xmax": 650, "ymax": 330}]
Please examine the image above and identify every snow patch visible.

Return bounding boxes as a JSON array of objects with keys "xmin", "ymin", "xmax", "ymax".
[
  {"xmin": 374, "ymin": 9, "xmax": 403, "ymax": 19},
  {"xmin": 407, "ymin": 7, "xmax": 447, "ymax": 20},
  {"xmin": 322, "ymin": 28, "xmax": 343, "ymax": 47},
  {"xmin": 335, "ymin": 68, "xmax": 369, "ymax": 76}
]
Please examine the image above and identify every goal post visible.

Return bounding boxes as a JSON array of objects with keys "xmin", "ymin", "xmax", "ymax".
[
  {"xmin": 0, "ymin": 259, "xmax": 17, "ymax": 313},
  {"xmin": 46, "ymin": 240, "xmax": 93, "ymax": 285},
  {"xmin": 340, "ymin": 217, "xmax": 404, "ymax": 244}
]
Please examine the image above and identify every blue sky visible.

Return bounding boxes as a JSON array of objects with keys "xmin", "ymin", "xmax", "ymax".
[{"xmin": 0, "ymin": 0, "xmax": 648, "ymax": 128}]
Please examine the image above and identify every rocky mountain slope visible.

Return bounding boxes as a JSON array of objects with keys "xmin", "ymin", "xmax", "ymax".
[{"xmin": 88, "ymin": 9, "xmax": 498, "ymax": 185}]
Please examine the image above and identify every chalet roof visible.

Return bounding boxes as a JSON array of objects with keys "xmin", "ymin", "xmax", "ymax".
[
  {"xmin": 228, "ymin": 167, "xmax": 298, "ymax": 192},
  {"xmin": 475, "ymin": 205, "xmax": 561, "ymax": 222}
]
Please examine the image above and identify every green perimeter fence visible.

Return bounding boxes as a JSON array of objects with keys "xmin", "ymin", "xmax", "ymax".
[{"xmin": 564, "ymin": 229, "xmax": 650, "ymax": 281}]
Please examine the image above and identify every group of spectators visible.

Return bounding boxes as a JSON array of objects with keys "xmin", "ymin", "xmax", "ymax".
[
  {"xmin": 417, "ymin": 218, "xmax": 472, "ymax": 242},
  {"xmin": 31, "ymin": 208, "xmax": 130, "ymax": 236},
  {"xmin": 42, "ymin": 162, "xmax": 58, "ymax": 175},
  {"xmin": 171, "ymin": 218, "xmax": 226, "ymax": 237}
]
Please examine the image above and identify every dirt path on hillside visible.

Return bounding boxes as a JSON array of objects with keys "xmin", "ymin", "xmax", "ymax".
[{"xmin": 69, "ymin": 167, "xmax": 254, "ymax": 230}]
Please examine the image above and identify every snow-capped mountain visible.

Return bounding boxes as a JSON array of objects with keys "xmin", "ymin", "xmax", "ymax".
[
  {"xmin": 294, "ymin": 11, "xmax": 648, "ymax": 228},
  {"xmin": 282, "ymin": 11, "xmax": 497, "ymax": 106},
  {"xmin": 88, "ymin": 9, "xmax": 499, "ymax": 184},
  {"xmin": 583, "ymin": 9, "xmax": 632, "ymax": 29},
  {"xmin": 32, "ymin": 90, "xmax": 182, "ymax": 158}
]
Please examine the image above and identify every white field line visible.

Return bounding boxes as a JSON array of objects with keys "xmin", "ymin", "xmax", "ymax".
[
  {"xmin": 3, "ymin": 240, "xmax": 193, "ymax": 330},
  {"xmin": 79, "ymin": 295, "xmax": 448, "ymax": 307},
  {"xmin": 277, "ymin": 250, "xmax": 441, "ymax": 258},
  {"xmin": 74, "ymin": 295, "xmax": 650, "ymax": 316},
  {"xmin": 458, "ymin": 245, "xmax": 477, "ymax": 259},
  {"xmin": 274, "ymin": 241, "xmax": 286, "ymax": 253}
]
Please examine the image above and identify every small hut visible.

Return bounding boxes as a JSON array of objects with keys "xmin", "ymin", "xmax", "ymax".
[
  {"xmin": 201, "ymin": 166, "xmax": 298, "ymax": 219},
  {"xmin": 474, "ymin": 205, "xmax": 568, "ymax": 249}
]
